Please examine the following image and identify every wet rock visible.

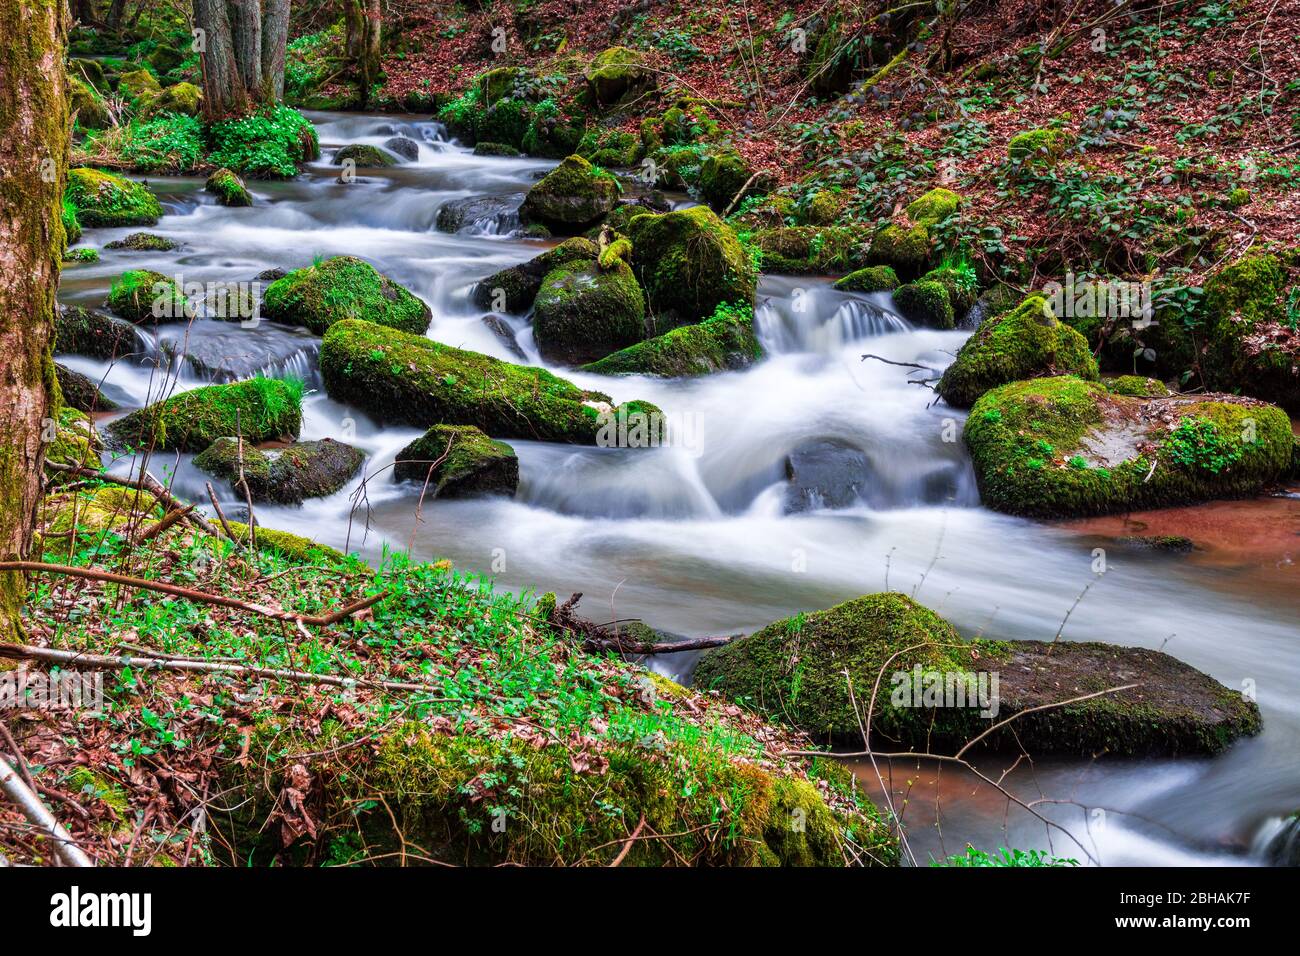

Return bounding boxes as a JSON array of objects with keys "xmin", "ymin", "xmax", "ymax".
[
  {"xmin": 473, "ymin": 142, "xmax": 522, "ymax": 157},
  {"xmin": 383, "ymin": 135, "xmax": 420, "ymax": 161},
  {"xmin": 108, "ymin": 377, "xmax": 302, "ymax": 452},
  {"xmin": 106, "ymin": 270, "xmax": 190, "ymax": 324},
  {"xmin": 205, "ymin": 167, "xmax": 253, "ymax": 207},
  {"xmin": 471, "ymin": 236, "xmax": 597, "ymax": 314},
  {"xmin": 533, "ymin": 258, "xmax": 646, "ymax": 364},
  {"xmin": 520, "ymin": 155, "xmax": 619, "ymax": 233},
  {"xmin": 64, "ymin": 168, "xmax": 163, "ymax": 228},
  {"xmin": 581, "ymin": 301, "xmax": 761, "ymax": 377},
  {"xmin": 261, "ymin": 256, "xmax": 430, "ymax": 335},
  {"xmin": 435, "ymin": 194, "xmax": 522, "ymax": 235},
  {"xmin": 54, "ymin": 305, "xmax": 139, "ymax": 360},
  {"xmin": 393, "ymin": 424, "xmax": 519, "ymax": 497},
  {"xmin": 480, "ymin": 314, "xmax": 527, "ymax": 361},
  {"xmin": 1114, "ymin": 535, "xmax": 1195, "ymax": 553},
  {"xmin": 694, "ymin": 592, "xmax": 1262, "ymax": 756},
  {"xmin": 783, "ymin": 438, "xmax": 871, "ymax": 512},
  {"xmin": 256, "ymin": 268, "xmax": 288, "ymax": 282},
  {"xmin": 156, "ymin": 323, "xmax": 319, "ymax": 383},
  {"xmin": 333, "ymin": 143, "xmax": 399, "ymax": 168},
  {"xmin": 54, "ymin": 363, "xmax": 118, "ymax": 413},
  {"xmin": 194, "ymin": 436, "xmax": 364, "ymax": 504}
]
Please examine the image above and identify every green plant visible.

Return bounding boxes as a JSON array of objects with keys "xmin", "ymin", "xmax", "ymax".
[
  {"xmin": 207, "ymin": 104, "xmax": 320, "ymax": 178},
  {"xmin": 932, "ymin": 846, "xmax": 1080, "ymax": 867}
]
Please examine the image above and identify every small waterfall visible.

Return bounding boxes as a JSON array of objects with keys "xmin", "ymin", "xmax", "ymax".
[{"xmin": 755, "ymin": 279, "xmax": 909, "ymax": 355}]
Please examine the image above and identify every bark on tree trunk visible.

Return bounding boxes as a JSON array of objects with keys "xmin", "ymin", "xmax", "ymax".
[
  {"xmin": 0, "ymin": 0, "xmax": 67, "ymax": 649},
  {"xmin": 195, "ymin": 0, "xmax": 247, "ymax": 118},
  {"xmin": 194, "ymin": 0, "xmax": 289, "ymax": 119},
  {"xmin": 260, "ymin": 0, "xmax": 290, "ymax": 101},
  {"xmin": 345, "ymin": 0, "xmax": 383, "ymax": 107}
]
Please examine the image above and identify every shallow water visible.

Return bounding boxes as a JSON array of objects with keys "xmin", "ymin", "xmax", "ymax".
[{"xmin": 62, "ymin": 110, "xmax": 1300, "ymax": 865}]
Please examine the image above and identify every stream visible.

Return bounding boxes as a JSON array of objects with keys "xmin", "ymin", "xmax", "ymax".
[{"xmin": 59, "ymin": 111, "xmax": 1300, "ymax": 866}]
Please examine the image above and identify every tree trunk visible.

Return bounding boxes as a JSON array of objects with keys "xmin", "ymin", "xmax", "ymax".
[
  {"xmin": 0, "ymin": 0, "xmax": 67, "ymax": 650},
  {"xmin": 194, "ymin": 0, "xmax": 288, "ymax": 119},
  {"xmin": 106, "ymin": 0, "xmax": 126, "ymax": 31},
  {"xmin": 345, "ymin": 0, "xmax": 383, "ymax": 106}
]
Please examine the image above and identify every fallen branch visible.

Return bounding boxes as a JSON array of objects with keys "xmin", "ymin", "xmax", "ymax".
[
  {"xmin": 0, "ymin": 561, "xmax": 386, "ymax": 627},
  {"xmin": 134, "ymin": 504, "xmax": 195, "ymax": 544},
  {"xmin": 861, "ymin": 353, "xmax": 933, "ymax": 371},
  {"xmin": 0, "ymin": 644, "xmax": 447, "ymax": 696},
  {"xmin": 45, "ymin": 462, "xmax": 223, "ymax": 539},
  {"xmin": 608, "ymin": 814, "xmax": 647, "ymax": 867},
  {"xmin": 584, "ymin": 633, "xmax": 739, "ymax": 655},
  {"xmin": 0, "ymin": 753, "xmax": 94, "ymax": 868},
  {"xmin": 721, "ymin": 171, "xmax": 763, "ymax": 218}
]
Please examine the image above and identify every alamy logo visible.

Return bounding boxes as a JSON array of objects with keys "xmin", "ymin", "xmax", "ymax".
[
  {"xmin": 1041, "ymin": 273, "xmax": 1154, "ymax": 328},
  {"xmin": 890, "ymin": 665, "xmax": 1001, "ymax": 718},
  {"xmin": 49, "ymin": 886, "xmax": 152, "ymax": 936}
]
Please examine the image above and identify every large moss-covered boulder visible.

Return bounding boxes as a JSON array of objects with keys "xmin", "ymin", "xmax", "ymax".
[
  {"xmin": 108, "ymin": 377, "xmax": 303, "ymax": 452},
  {"xmin": 584, "ymin": 46, "xmax": 651, "ymax": 106},
  {"xmin": 627, "ymin": 206, "xmax": 757, "ymax": 324},
  {"xmin": 118, "ymin": 68, "xmax": 161, "ymax": 104},
  {"xmin": 65, "ymin": 168, "xmax": 163, "ymax": 228},
  {"xmin": 520, "ymin": 155, "xmax": 620, "ymax": 233},
  {"xmin": 333, "ymin": 143, "xmax": 399, "ymax": 168},
  {"xmin": 1203, "ymin": 254, "xmax": 1299, "ymax": 414},
  {"xmin": 694, "ymin": 592, "xmax": 1261, "ymax": 755},
  {"xmin": 533, "ymin": 259, "xmax": 646, "ymax": 364},
  {"xmin": 937, "ymin": 295, "xmax": 1098, "ymax": 407},
  {"xmin": 320, "ymin": 318, "xmax": 663, "ymax": 444},
  {"xmin": 194, "ymin": 437, "xmax": 364, "ymax": 504},
  {"xmin": 261, "ymin": 256, "xmax": 431, "ymax": 335},
  {"xmin": 106, "ymin": 270, "xmax": 189, "ymax": 323},
  {"xmin": 205, "ymin": 168, "xmax": 252, "ymax": 207},
  {"xmin": 964, "ymin": 376, "xmax": 1293, "ymax": 518},
  {"xmin": 699, "ymin": 150, "xmax": 755, "ymax": 212},
  {"xmin": 138, "ymin": 81, "xmax": 202, "ymax": 118},
  {"xmin": 54, "ymin": 306, "xmax": 137, "ymax": 359},
  {"xmin": 751, "ymin": 226, "xmax": 860, "ymax": 275},
  {"xmin": 582, "ymin": 301, "xmax": 761, "ymax": 377},
  {"xmin": 393, "ymin": 424, "xmax": 519, "ymax": 497},
  {"xmin": 866, "ymin": 222, "xmax": 932, "ymax": 279},
  {"xmin": 905, "ymin": 188, "xmax": 962, "ymax": 225},
  {"xmin": 471, "ymin": 237, "xmax": 598, "ymax": 314},
  {"xmin": 1007, "ymin": 128, "xmax": 1073, "ymax": 170},
  {"xmin": 55, "ymin": 363, "xmax": 117, "ymax": 413}
]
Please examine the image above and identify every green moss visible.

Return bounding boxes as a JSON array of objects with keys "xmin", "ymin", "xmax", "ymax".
[
  {"xmin": 117, "ymin": 68, "xmax": 160, "ymax": 104},
  {"xmin": 1107, "ymin": 375, "xmax": 1170, "ymax": 398},
  {"xmin": 585, "ymin": 46, "xmax": 650, "ymax": 106},
  {"xmin": 393, "ymin": 424, "xmax": 519, "ymax": 497},
  {"xmin": 627, "ymin": 206, "xmax": 757, "ymax": 323},
  {"xmin": 699, "ymin": 149, "xmax": 755, "ymax": 211},
  {"xmin": 61, "ymin": 196, "xmax": 82, "ymax": 247},
  {"xmin": 833, "ymin": 266, "xmax": 897, "ymax": 293},
  {"xmin": 750, "ymin": 226, "xmax": 859, "ymax": 274},
  {"xmin": 533, "ymin": 259, "xmax": 646, "ymax": 364},
  {"xmin": 55, "ymin": 363, "xmax": 117, "ymax": 412},
  {"xmin": 138, "ymin": 81, "xmax": 201, "ymax": 118},
  {"xmin": 937, "ymin": 295, "xmax": 1099, "ymax": 407},
  {"xmin": 333, "ymin": 143, "xmax": 398, "ymax": 168},
  {"xmin": 43, "ymin": 408, "xmax": 104, "ymax": 474},
  {"xmin": 54, "ymin": 306, "xmax": 136, "ymax": 359},
  {"xmin": 262, "ymin": 256, "xmax": 431, "ymax": 336},
  {"xmin": 65, "ymin": 168, "xmax": 163, "ymax": 228},
  {"xmin": 867, "ymin": 222, "xmax": 932, "ymax": 278},
  {"xmin": 320, "ymin": 318, "xmax": 661, "ymax": 444},
  {"xmin": 205, "ymin": 168, "xmax": 252, "ymax": 207},
  {"xmin": 919, "ymin": 262, "xmax": 979, "ymax": 315},
  {"xmin": 106, "ymin": 270, "xmax": 187, "ymax": 323},
  {"xmin": 44, "ymin": 484, "xmax": 162, "ymax": 538},
  {"xmin": 1204, "ymin": 254, "xmax": 1298, "ymax": 413},
  {"xmin": 224, "ymin": 521, "xmax": 348, "ymax": 565},
  {"xmin": 108, "ymin": 377, "xmax": 304, "ymax": 452},
  {"xmin": 964, "ymin": 376, "xmax": 1293, "ymax": 517},
  {"xmin": 802, "ymin": 190, "xmax": 844, "ymax": 225},
  {"xmin": 582, "ymin": 301, "xmax": 762, "ymax": 377},
  {"xmin": 894, "ymin": 280, "xmax": 955, "ymax": 329},
  {"xmin": 905, "ymin": 187, "xmax": 962, "ymax": 225},
  {"xmin": 105, "ymin": 231, "xmax": 177, "ymax": 251},
  {"xmin": 521, "ymin": 155, "xmax": 620, "ymax": 232},
  {"xmin": 478, "ymin": 66, "xmax": 530, "ymax": 104},
  {"xmin": 473, "ymin": 141, "xmax": 522, "ymax": 157},
  {"xmin": 1007, "ymin": 128, "xmax": 1073, "ymax": 169},
  {"xmin": 577, "ymin": 127, "xmax": 643, "ymax": 167},
  {"xmin": 472, "ymin": 237, "xmax": 598, "ymax": 314},
  {"xmin": 69, "ymin": 76, "xmax": 109, "ymax": 129},
  {"xmin": 63, "ymin": 247, "xmax": 98, "ymax": 264}
]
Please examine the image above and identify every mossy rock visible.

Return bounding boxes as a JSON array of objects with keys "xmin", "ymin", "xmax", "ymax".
[
  {"xmin": 333, "ymin": 143, "xmax": 398, "ymax": 168},
  {"xmin": 699, "ymin": 149, "xmax": 756, "ymax": 212},
  {"xmin": 118, "ymin": 68, "xmax": 161, "ymax": 104},
  {"xmin": 54, "ymin": 306, "xmax": 137, "ymax": 360},
  {"xmin": 43, "ymin": 484, "xmax": 162, "ymax": 539},
  {"xmin": 138, "ymin": 81, "xmax": 201, "ymax": 118},
  {"xmin": 106, "ymin": 270, "xmax": 189, "ymax": 324},
  {"xmin": 224, "ymin": 521, "xmax": 348, "ymax": 565},
  {"xmin": 866, "ymin": 222, "xmax": 931, "ymax": 279},
  {"xmin": 473, "ymin": 141, "xmax": 522, "ymax": 157},
  {"xmin": 533, "ymin": 259, "xmax": 646, "ymax": 364},
  {"xmin": 194, "ymin": 437, "xmax": 364, "ymax": 504},
  {"xmin": 964, "ymin": 376, "xmax": 1293, "ymax": 518},
  {"xmin": 62, "ymin": 197, "xmax": 82, "ymax": 246},
  {"xmin": 584, "ymin": 46, "xmax": 651, "ymax": 106},
  {"xmin": 918, "ymin": 264, "xmax": 978, "ymax": 316},
  {"xmin": 520, "ymin": 155, "xmax": 620, "ymax": 233},
  {"xmin": 55, "ymin": 363, "xmax": 117, "ymax": 413},
  {"xmin": 104, "ymin": 231, "xmax": 178, "ymax": 251},
  {"xmin": 751, "ymin": 226, "xmax": 860, "ymax": 275},
  {"xmin": 894, "ymin": 280, "xmax": 955, "ymax": 329},
  {"xmin": 261, "ymin": 256, "xmax": 431, "ymax": 336},
  {"xmin": 802, "ymin": 189, "xmax": 845, "ymax": 226},
  {"xmin": 205, "ymin": 168, "xmax": 252, "ymax": 207},
  {"xmin": 42, "ymin": 406, "xmax": 104, "ymax": 474},
  {"xmin": 108, "ymin": 377, "xmax": 303, "ymax": 452},
  {"xmin": 471, "ymin": 237, "xmax": 598, "ymax": 314},
  {"xmin": 478, "ymin": 66, "xmax": 530, "ymax": 104},
  {"xmin": 393, "ymin": 424, "xmax": 519, "ymax": 497},
  {"xmin": 627, "ymin": 206, "xmax": 757, "ymax": 324},
  {"xmin": 834, "ymin": 265, "xmax": 899, "ymax": 293},
  {"xmin": 905, "ymin": 187, "xmax": 962, "ymax": 225},
  {"xmin": 695, "ymin": 592, "xmax": 1261, "ymax": 756},
  {"xmin": 68, "ymin": 57, "xmax": 106, "ymax": 91},
  {"xmin": 937, "ymin": 295, "xmax": 1099, "ymax": 407},
  {"xmin": 581, "ymin": 302, "xmax": 762, "ymax": 377},
  {"xmin": 478, "ymin": 98, "xmax": 531, "ymax": 149},
  {"xmin": 65, "ymin": 168, "xmax": 163, "ymax": 228},
  {"xmin": 1107, "ymin": 375, "xmax": 1171, "ymax": 398},
  {"xmin": 320, "ymin": 318, "xmax": 662, "ymax": 444},
  {"xmin": 1007, "ymin": 128, "xmax": 1073, "ymax": 169},
  {"xmin": 577, "ymin": 127, "xmax": 643, "ymax": 167},
  {"xmin": 69, "ymin": 77, "xmax": 110, "ymax": 129},
  {"xmin": 1203, "ymin": 254, "xmax": 1298, "ymax": 413}
]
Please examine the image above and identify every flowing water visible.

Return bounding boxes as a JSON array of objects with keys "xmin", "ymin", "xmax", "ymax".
[{"xmin": 61, "ymin": 111, "xmax": 1300, "ymax": 866}]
